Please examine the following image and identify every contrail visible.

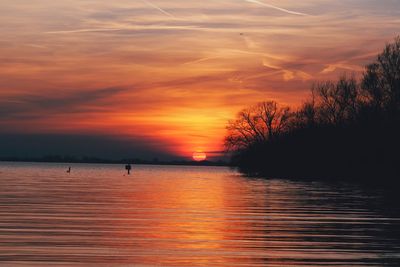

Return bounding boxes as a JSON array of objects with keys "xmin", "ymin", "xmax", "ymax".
[
  {"xmin": 45, "ymin": 28, "xmax": 121, "ymax": 34},
  {"xmin": 141, "ymin": 0, "xmax": 175, "ymax": 18},
  {"xmin": 244, "ymin": 0, "xmax": 308, "ymax": 16}
]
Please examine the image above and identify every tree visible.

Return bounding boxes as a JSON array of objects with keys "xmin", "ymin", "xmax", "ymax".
[
  {"xmin": 225, "ymin": 101, "xmax": 292, "ymax": 151},
  {"xmin": 225, "ymin": 36, "xmax": 400, "ymax": 181},
  {"xmin": 294, "ymin": 88, "xmax": 317, "ymax": 128},
  {"xmin": 362, "ymin": 37, "xmax": 400, "ymax": 114},
  {"xmin": 312, "ymin": 75, "xmax": 360, "ymax": 125}
]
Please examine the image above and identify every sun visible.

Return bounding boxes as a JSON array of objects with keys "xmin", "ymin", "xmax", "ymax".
[{"xmin": 192, "ymin": 152, "xmax": 207, "ymax": 161}]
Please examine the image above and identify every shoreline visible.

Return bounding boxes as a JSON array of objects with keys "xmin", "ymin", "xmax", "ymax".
[{"xmin": 0, "ymin": 158, "xmax": 230, "ymax": 167}]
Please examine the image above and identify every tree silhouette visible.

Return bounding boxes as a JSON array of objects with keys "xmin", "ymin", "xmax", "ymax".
[
  {"xmin": 225, "ymin": 36, "xmax": 400, "ymax": 181},
  {"xmin": 225, "ymin": 101, "xmax": 291, "ymax": 151},
  {"xmin": 362, "ymin": 37, "xmax": 400, "ymax": 115}
]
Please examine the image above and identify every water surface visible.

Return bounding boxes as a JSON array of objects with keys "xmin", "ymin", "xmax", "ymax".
[{"xmin": 0, "ymin": 162, "xmax": 399, "ymax": 266}]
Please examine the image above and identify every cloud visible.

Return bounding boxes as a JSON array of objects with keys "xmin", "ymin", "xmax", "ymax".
[
  {"xmin": 0, "ymin": 133, "xmax": 179, "ymax": 160},
  {"xmin": 140, "ymin": 0, "xmax": 175, "ymax": 18},
  {"xmin": 320, "ymin": 63, "xmax": 364, "ymax": 74},
  {"xmin": 44, "ymin": 25, "xmax": 200, "ymax": 34},
  {"xmin": 243, "ymin": 0, "xmax": 309, "ymax": 16},
  {"xmin": 242, "ymin": 35, "xmax": 260, "ymax": 49},
  {"xmin": 45, "ymin": 28, "xmax": 122, "ymax": 34},
  {"xmin": 182, "ymin": 56, "xmax": 223, "ymax": 65},
  {"xmin": 0, "ymin": 87, "xmax": 126, "ymax": 119}
]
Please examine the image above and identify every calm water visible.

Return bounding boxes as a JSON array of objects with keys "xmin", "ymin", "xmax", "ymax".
[{"xmin": 0, "ymin": 162, "xmax": 399, "ymax": 266}]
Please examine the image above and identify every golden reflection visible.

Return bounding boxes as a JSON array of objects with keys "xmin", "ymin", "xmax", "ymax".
[{"xmin": 106, "ymin": 168, "xmax": 271, "ymax": 265}]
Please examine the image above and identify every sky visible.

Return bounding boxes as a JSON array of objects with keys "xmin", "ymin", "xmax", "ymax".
[{"xmin": 0, "ymin": 0, "xmax": 399, "ymax": 160}]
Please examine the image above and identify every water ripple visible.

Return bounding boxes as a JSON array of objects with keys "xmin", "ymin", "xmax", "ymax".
[{"xmin": 0, "ymin": 162, "xmax": 399, "ymax": 266}]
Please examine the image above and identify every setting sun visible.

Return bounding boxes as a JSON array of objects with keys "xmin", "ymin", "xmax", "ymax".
[{"xmin": 192, "ymin": 152, "xmax": 207, "ymax": 162}]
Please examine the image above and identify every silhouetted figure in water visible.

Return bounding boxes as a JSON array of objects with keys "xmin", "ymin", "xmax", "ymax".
[
  {"xmin": 125, "ymin": 164, "xmax": 132, "ymax": 175},
  {"xmin": 67, "ymin": 167, "xmax": 71, "ymax": 173}
]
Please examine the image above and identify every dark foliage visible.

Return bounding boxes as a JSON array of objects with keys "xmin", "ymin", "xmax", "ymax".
[{"xmin": 226, "ymin": 37, "xmax": 400, "ymax": 182}]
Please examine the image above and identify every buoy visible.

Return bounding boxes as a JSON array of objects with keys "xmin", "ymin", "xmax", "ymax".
[{"xmin": 125, "ymin": 164, "xmax": 132, "ymax": 175}]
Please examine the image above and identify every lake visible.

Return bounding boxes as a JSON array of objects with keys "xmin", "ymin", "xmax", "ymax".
[{"xmin": 0, "ymin": 162, "xmax": 399, "ymax": 266}]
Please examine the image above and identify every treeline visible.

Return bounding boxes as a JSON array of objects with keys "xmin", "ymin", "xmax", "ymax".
[{"xmin": 225, "ymin": 37, "xmax": 400, "ymax": 181}]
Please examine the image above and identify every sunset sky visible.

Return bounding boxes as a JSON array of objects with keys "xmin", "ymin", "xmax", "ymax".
[{"xmin": 1, "ymin": 0, "xmax": 399, "ymax": 160}]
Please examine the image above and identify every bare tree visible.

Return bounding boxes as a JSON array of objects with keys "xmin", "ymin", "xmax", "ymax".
[
  {"xmin": 258, "ymin": 101, "xmax": 292, "ymax": 140},
  {"xmin": 362, "ymin": 36, "xmax": 400, "ymax": 113},
  {"xmin": 225, "ymin": 107, "xmax": 263, "ymax": 151},
  {"xmin": 225, "ymin": 101, "xmax": 292, "ymax": 151},
  {"xmin": 312, "ymin": 75, "xmax": 360, "ymax": 124},
  {"xmin": 295, "ymin": 88, "xmax": 317, "ymax": 128}
]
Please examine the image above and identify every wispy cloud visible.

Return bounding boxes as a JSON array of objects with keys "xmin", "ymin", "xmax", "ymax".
[
  {"xmin": 141, "ymin": 0, "xmax": 175, "ymax": 18},
  {"xmin": 320, "ymin": 63, "xmax": 364, "ymax": 74},
  {"xmin": 182, "ymin": 56, "xmax": 222, "ymax": 65},
  {"xmin": 44, "ymin": 25, "xmax": 200, "ymax": 34},
  {"xmin": 244, "ymin": 0, "xmax": 309, "ymax": 16},
  {"xmin": 0, "ymin": 87, "xmax": 126, "ymax": 119},
  {"xmin": 45, "ymin": 28, "xmax": 121, "ymax": 34}
]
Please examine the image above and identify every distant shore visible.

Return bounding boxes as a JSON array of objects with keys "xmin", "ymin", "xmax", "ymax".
[{"xmin": 0, "ymin": 156, "xmax": 229, "ymax": 167}]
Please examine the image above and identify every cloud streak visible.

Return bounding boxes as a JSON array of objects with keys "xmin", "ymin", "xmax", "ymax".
[
  {"xmin": 244, "ymin": 0, "xmax": 309, "ymax": 16},
  {"xmin": 141, "ymin": 0, "xmax": 175, "ymax": 18}
]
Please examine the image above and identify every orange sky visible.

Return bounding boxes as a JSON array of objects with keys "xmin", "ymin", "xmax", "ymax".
[{"xmin": 0, "ymin": 0, "xmax": 399, "ymax": 159}]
